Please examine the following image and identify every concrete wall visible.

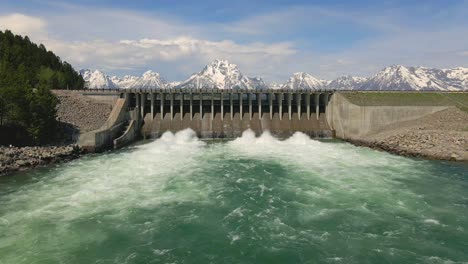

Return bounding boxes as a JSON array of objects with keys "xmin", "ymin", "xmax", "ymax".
[
  {"xmin": 143, "ymin": 112, "xmax": 333, "ymax": 139},
  {"xmin": 114, "ymin": 120, "xmax": 137, "ymax": 149},
  {"xmin": 326, "ymin": 93, "xmax": 450, "ymax": 139},
  {"xmin": 78, "ymin": 97, "xmax": 130, "ymax": 152}
]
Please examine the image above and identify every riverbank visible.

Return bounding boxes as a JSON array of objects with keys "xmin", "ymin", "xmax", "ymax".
[
  {"xmin": 1, "ymin": 91, "xmax": 114, "ymax": 176},
  {"xmin": 0, "ymin": 145, "xmax": 84, "ymax": 176},
  {"xmin": 348, "ymin": 107, "xmax": 468, "ymax": 161}
]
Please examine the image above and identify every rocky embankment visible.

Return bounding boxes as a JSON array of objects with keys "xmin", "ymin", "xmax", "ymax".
[
  {"xmin": 53, "ymin": 90, "xmax": 113, "ymax": 133},
  {"xmin": 1, "ymin": 91, "xmax": 114, "ymax": 176},
  {"xmin": 350, "ymin": 108, "xmax": 468, "ymax": 161},
  {"xmin": 0, "ymin": 145, "xmax": 84, "ymax": 176}
]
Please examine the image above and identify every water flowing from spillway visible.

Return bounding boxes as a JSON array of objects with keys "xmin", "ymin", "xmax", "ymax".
[{"xmin": 0, "ymin": 129, "xmax": 467, "ymax": 263}]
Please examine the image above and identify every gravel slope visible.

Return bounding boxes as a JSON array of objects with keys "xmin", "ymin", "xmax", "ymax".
[
  {"xmin": 351, "ymin": 107, "xmax": 468, "ymax": 161},
  {"xmin": 53, "ymin": 90, "xmax": 113, "ymax": 133}
]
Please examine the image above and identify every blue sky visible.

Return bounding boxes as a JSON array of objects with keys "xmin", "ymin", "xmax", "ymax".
[{"xmin": 0, "ymin": 0, "xmax": 467, "ymax": 82}]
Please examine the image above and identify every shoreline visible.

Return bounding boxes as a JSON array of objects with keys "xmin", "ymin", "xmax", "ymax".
[
  {"xmin": 0, "ymin": 145, "xmax": 85, "ymax": 177},
  {"xmin": 346, "ymin": 138, "xmax": 467, "ymax": 162}
]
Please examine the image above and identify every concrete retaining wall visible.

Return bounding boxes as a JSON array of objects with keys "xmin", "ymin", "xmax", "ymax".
[
  {"xmin": 326, "ymin": 93, "xmax": 450, "ymax": 139},
  {"xmin": 114, "ymin": 120, "xmax": 137, "ymax": 149},
  {"xmin": 78, "ymin": 98, "xmax": 130, "ymax": 152}
]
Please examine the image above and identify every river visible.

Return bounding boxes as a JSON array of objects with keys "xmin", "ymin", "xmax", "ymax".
[{"xmin": 0, "ymin": 129, "xmax": 467, "ymax": 263}]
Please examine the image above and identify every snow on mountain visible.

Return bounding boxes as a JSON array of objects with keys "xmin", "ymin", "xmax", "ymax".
[
  {"xmin": 360, "ymin": 65, "xmax": 466, "ymax": 91},
  {"xmin": 326, "ymin": 75, "xmax": 367, "ymax": 90},
  {"xmin": 176, "ymin": 59, "xmax": 267, "ymax": 90},
  {"xmin": 279, "ymin": 66, "xmax": 467, "ymax": 91},
  {"xmin": 114, "ymin": 70, "xmax": 167, "ymax": 89},
  {"xmin": 269, "ymin": 81, "xmax": 282, "ymax": 90},
  {"xmin": 81, "ymin": 70, "xmax": 167, "ymax": 89},
  {"xmin": 281, "ymin": 72, "xmax": 327, "ymax": 90},
  {"xmin": 112, "ymin": 75, "xmax": 139, "ymax": 89},
  {"xmin": 168, "ymin": 81, "xmax": 181, "ymax": 88},
  {"xmin": 442, "ymin": 67, "xmax": 468, "ymax": 90},
  {"xmin": 80, "ymin": 69, "xmax": 118, "ymax": 89},
  {"xmin": 81, "ymin": 64, "xmax": 467, "ymax": 91}
]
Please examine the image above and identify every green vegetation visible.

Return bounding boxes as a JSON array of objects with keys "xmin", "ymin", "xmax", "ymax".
[
  {"xmin": 342, "ymin": 92, "xmax": 468, "ymax": 112},
  {"xmin": 0, "ymin": 30, "xmax": 84, "ymax": 145}
]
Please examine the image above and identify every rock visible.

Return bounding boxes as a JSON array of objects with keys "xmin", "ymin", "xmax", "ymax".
[
  {"xmin": 0, "ymin": 145, "xmax": 84, "ymax": 176},
  {"xmin": 15, "ymin": 160, "xmax": 28, "ymax": 166}
]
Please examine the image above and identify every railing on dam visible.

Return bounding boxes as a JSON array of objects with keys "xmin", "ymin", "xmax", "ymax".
[{"xmin": 120, "ymin": 88, "xmax": 334, "ymax": 121}]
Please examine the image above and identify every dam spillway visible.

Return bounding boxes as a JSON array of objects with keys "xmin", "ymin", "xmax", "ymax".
[{"xmin": 122, "ymin": 88, "xmax": 334, "ymax": 139}]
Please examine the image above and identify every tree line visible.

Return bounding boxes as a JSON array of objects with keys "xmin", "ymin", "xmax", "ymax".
[{"xmin": 0, "ymin": 30, "xmax": 84, "ymax": 145}]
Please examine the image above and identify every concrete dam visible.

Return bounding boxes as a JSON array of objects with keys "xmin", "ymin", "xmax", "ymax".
[
  {"xmin": 78, "ymin": 89, "xmax": 464, "ymax": 152},
  {"xmin": 78, "ymin": 89, "xmax": 334, "ymax": 151}
]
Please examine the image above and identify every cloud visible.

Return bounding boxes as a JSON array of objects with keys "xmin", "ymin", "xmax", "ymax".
[
  {"xmin": 0, "ymin": 1, "xmax": 466, "ymax": 82},
  {"xmin": 44, "ymin": 36, "xmax": 296, "ymax": 80},
  {"xmin": 0, "ymin": 13, "xmax": 47, "ymax": 39}
]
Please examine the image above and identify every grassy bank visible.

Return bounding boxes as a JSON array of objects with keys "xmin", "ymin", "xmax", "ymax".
[{"xmin": 340, "ymin": 92, "xmax": 468, "ymax": 111}]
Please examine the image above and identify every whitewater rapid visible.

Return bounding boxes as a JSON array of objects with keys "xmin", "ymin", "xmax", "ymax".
[{"xmin": 0, "ymin": 129, "xmax": 466, "ymax": 263}]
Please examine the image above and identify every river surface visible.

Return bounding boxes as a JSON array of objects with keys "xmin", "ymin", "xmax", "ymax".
[{"xmin": 0, "ymin": 129, "xmax": 467, "ymax": 264}]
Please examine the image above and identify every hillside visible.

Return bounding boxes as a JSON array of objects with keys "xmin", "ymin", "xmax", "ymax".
[{"xmin": 0, "ymin": 30, "xmax": 84, "ymax": 145}]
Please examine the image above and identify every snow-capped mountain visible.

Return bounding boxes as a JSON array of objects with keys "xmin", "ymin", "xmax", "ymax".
[
  {"xmin": 81, "ymin": 62, "xmax": 467, "ymax": 91},
  {"xmin": 176, "ymin": 60, "xmax": 267, "ymax": 90},
  {"xmin": 80, "ymin": 70, "xmax": 167, "ymax": 89},
  {"xmin": 442, "ymin": 67, "xmax": 468, "ymax": 90},
  {"xmin": 360, "ymin": 65, "xmax": 466, "ymax": 91},
  {"xmin": 113, "ymin": 71, "xmax": 167, "ymax": 89},
  {"xmin": 325, "ymin": 75, "xmax": 367, "ymax": 90},
  {"xmin": 269, "ymin": 82, "xmax": 282, "ymax": 90},
  {"xmin": 80, "ymin": 69, "xmax": 118, "ymax": 89},
  {"xmin": 281, "ymin": 72, "xmax": 327, "ymax": 90}
]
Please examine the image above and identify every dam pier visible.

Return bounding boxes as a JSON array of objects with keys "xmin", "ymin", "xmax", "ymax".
[
  {"xmin": 128, "ymin": 88, "xmax": 333, "ymax": 139},
  {"xmin": 126, "ymin": 88, "xmax": 332, "ymax": 122}
]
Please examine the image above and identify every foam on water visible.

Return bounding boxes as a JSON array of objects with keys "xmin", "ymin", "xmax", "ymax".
[{"xmin": 0, "ymin": 129, "xmax": 467, "ymax": 263}]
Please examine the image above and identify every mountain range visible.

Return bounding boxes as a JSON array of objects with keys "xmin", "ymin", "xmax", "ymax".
[{"xmin": 80, "ymin": 60, "xmax": 468, "ymax": 91}]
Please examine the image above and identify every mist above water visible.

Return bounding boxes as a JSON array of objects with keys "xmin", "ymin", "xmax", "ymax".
[{"xmin": 0, "ymin": 129, "xmax": 467, "ymax": 263}]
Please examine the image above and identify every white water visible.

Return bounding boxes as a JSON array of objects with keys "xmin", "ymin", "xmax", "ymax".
[{"xmin": 0, "ymin": 129, "xmax": 467, "ymax": 263}]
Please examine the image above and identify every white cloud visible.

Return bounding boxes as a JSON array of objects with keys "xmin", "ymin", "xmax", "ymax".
[
  {"xmin": 0, "ymin": 1, "xmax": 466, "ymax": 82},
  {"xmin": 44, "ymin": 37, "xmax": 296, "ymax": 80},
  {"xmin": 0, "ymin": 13, "xmax": 47, "ymax": 39}
]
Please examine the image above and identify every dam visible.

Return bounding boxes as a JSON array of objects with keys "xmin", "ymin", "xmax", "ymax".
[
  {"xmin": 78, "ymin": 89, "xmax": 465, "ymax": 153},
  {"xmin": 128, "ymin": 88, "xmax": 334, "ymax": 138},
  {"xmin": 78, "ymin": 88, "xmax": 334, "ymax": 151}
]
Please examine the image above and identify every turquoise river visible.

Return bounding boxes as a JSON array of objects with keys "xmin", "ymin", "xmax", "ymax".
[{"xmin": 0, "ymin": 130, "xmax": 467, "ymax": 263}]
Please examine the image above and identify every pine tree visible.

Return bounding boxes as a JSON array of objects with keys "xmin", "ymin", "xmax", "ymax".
[{"xmin": 0, "ymin": 29, "xmax": 84, "ymax": 145}]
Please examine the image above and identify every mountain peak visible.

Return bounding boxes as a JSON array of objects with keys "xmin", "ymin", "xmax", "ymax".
[
  {"xmin": 360, "ymin": 65, "xmax": 466, "ymax": 91},
  {"xmin": 81, "ymin": 63, "xmax": 467, "ymax": 91},
  {"xmin": 325, "ymin": 75, "xmax": 367, "ymax": 90},
  {"xmin": 80, "ymin": 69, "xmax": 117, "ymax": 89},
  {"xmin": 81, "ymin": 69, "xmax": 167, "ymax": 89},
  {"xmin": 202, "ymin": 59, "xmax": 240, "ymax": 76},
  {"xmin": 143, "ymin": 70, "xmax": 160, "ymax": 78},
  {"xmin": 177, "ymin": 60, "xmax": 264, "ymax": 89},
  {"xmin": 282, "ymin": 72, "xmax": 325, "ymax": 90}
]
